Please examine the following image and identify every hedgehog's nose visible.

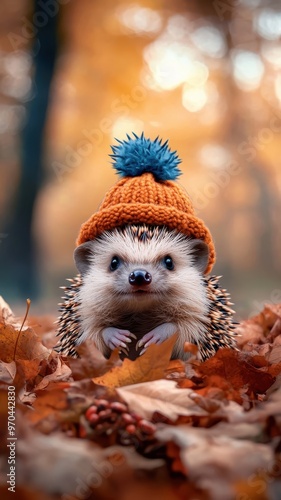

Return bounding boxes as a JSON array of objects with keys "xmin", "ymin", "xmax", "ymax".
[{"xmin": 129, "ymin": 269, "xmax": 152, "ymax": 286}]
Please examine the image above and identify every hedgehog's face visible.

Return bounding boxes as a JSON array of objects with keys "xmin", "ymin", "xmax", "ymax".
[{"xmin": 74, "ymin": 226, "xmax": 209, "ymax": 310}]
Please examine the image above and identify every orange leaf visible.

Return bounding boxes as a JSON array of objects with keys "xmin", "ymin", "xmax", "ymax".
[
  {"xmin": 27, "ymin": 386, "xmax": 69, "ymax": 425},
  {"xmin": 198, "ymin": 348, "xmax": 275, "ymax": 395},
  {"xmin": 93, "ymin": 334, "xmax": 177, "ymax": 388},
  {"xmin": 0, "ymin": 308, "xmax": 50, "ymax": 363}
]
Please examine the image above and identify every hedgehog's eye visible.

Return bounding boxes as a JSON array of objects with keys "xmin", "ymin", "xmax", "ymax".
[
  {"xmin": 110, "ymin": 256, "xmax": 120, "ymax": 271},
  {"xmin": 163, "ymin": 255, "xmax": 174, "ymax": 270}
]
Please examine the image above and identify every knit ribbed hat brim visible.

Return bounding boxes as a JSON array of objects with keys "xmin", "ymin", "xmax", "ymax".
[{"xmin": 76, "ymin": 203, "xmax": 215, "ymax": 274}]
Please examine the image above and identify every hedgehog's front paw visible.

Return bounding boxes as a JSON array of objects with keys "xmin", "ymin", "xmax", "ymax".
[
  {"xmin": 101, "ymin": 327, "xmax": 137, "ymax": 354},
  {"xmin": 136, "ymin": 322, "xmax": 178, "ymax": 355}
]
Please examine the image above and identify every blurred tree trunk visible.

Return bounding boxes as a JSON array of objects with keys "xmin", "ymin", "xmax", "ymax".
[{"xmin": 0, "ymin": 0, "xmax": 58, "ymax": 300}]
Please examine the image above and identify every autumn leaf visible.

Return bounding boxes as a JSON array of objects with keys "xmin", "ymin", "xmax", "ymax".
[
  {"xmin": 1, "ymin": 295, "xmax": 281, "ymax": 500},
  {"xmin": 117, "ymin": 379, "xmax": 221, "ymax": 421},
  {"xmin": 0, "ymin": 360, "xmax": 16, "ymax": 384},
  {"xmin": 26, "ymin": 385, "xmax": 69, "ymax": 425},
  {"xmin": 67, "ymin": 340, "xmax": 119, "ymax": 380},
  {"xmin": 156, "ymin": 425, "xmax": 274, "ymax": 498},
  {"xmin": 32, "ymin": 355, "xmax": 72, "ymax": 391},
  {"xmin": 197, "ymin": 348, "xmax": 275, "ymax": 396},
  {"xmin": 93, "ymin": 334, "xmax": 177, "ymax": 388},
  {"xmin": 0, "ymin": 316, "xmax": 50, "ymax": 363}
]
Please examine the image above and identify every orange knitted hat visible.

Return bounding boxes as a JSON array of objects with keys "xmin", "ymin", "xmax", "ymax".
[{"xmin": 77, "ymin": 133, "xmax": 215, "ymax": 274}]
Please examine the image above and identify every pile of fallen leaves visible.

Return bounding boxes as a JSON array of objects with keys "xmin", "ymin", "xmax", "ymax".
[{"xmin": 0, "ymin": 297, "xmax": 281, "ymax": 500}]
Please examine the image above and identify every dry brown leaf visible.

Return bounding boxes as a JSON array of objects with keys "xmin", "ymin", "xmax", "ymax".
[
  {"xmin": 266, "ymin": 336, "xmax": 281, "ymax": 365},
  {"xmin": 157, "ymin": 425, "xmax": 274, "ymax": 500},
  {"xmin": 0, "ymin": 360, "xmax": 16, "ymax": 384},
  {"xmin": 238, "ymin": 303, "xmax": 281, "ymax": 350},
  {"xmin": 32, "ymin": 356, "xmax": 72, "ymax": 391},
  {"xmin": 93, "ymin": 334, "xmax": 177, "ymax": 388},
  {"xmin": 67, "ymin": 340, "xmax": 120, "ymax": 380},
  {"xmin": 117, "ymin": 379, "xmax": 221, "ymax": 421},
  {"xmin": 197, "ymin": 348, "xmax": 275, "ymax": 396},
  {"xmin": 16, "ymin": 432, "xmax": 123, "ymax": 496},
  {"xmin": 243, "ymin": 384, "xmax": 281, "ymax": 423},
  {"xmin": 268, "ymin": 317, "xmax": 281, "ymax": 341},
  {"xmin": 15, "ymin": 358, "xmax": 42, "ymax": 386},
  {"xmin": 0, "ymin": 296, "xmax": 280, "ymax": 500},
  {"xmin": 164, "ymin": 358, "xmax": 186, "ymax": 378},
  {"xmin": 16, "ymin": 432, "xmax": 164, "ymax": 497},
  {"xmin": 0, "ymin": 322, "xmax": 50, "ymax": 363},
  {"xmin": 236, "ymin": 321, "xmax": 266, "ymax": 349},
  {"xmin": 26, "ymin": 385, "xmax": 69, "ymax": 425}
]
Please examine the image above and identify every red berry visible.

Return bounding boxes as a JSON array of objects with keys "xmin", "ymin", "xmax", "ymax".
[
  {"xmin": 85, "ymin": 405, "xmax": 97, "ymax": 421},
  {"xmin": 138, "ymin": 419, "xmax": 156, "ymax": 434},
  {"xmin": 126, "ymin": 424, "xmax": 136, "ymax": 434},
  {"xmin": 95, "ymin": 423, "xmax": 104, "ymax": 432},
  {"xmin": 121, "ymin": 413, "xmax": 135, "ymax": 425},
  {"xmin": 131, "ymin": 412, "xmax": 142, "ymax": 422},
  {"xmin": 88, "ymin": 413, "xmax": 99, "ymax": 426},
  {"xmin": 110, "ymin": 402, "xmax": 127, "ymax": 413},
  {"xmin": 98, "ymin": 409, "xmax": 112, "ymax": 420},
  {"xmin": 96, "ymin": 399, "xmax": 109, "ymax": 411}
]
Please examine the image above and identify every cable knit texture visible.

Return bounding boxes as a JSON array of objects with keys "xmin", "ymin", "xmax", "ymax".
[{"xmin": 76, "ymin": 135, "xmax": 216, "ymax": 274}]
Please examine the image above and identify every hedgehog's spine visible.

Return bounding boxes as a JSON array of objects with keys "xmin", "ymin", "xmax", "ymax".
[
  {"xmin": 55, "ymin": 275, "xmax": 83, "ymax": 357},
  {"xmin": 198, "ymin": 275, "xmax": 237, "ymax": 360}
]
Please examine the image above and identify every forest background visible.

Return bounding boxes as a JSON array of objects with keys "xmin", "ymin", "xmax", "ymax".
[{"xmin": 0, "ymin": 0, "xmax": 280, "ymax": 321}]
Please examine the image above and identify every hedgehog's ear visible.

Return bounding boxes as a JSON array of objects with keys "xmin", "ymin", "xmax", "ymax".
[
  {"xmin": 74, "ymin": 242, "xmax": 94, "ymax": 275},
  {"xmin": 189, "ymin": 239, "xmax": 209, "ymax": 273}
]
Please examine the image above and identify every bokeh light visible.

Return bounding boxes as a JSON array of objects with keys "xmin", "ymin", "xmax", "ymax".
[
  {"xmin": 254, "ymin": 8, "xmax": 281, "ymax": 40},
  {"xmin": 116, "ymin": 4, "xmax": 162, "ymax": 35},
  {"xmin": 232, "ymin": 50, "xmax": 264, "ymax": 91}
]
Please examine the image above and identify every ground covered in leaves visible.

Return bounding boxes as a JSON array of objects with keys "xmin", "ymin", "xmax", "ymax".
[{"xmin": 0, "ymin": 297, "xmax": 281, "ymax": 500}]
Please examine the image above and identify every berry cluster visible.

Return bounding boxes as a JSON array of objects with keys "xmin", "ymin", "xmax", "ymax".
[{"xmin": 80, "ymin": 398, "xmax": 156, "ymax": 447}]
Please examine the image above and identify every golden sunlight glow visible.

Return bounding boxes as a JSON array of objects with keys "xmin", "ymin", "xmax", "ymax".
[
  {"xmin": 190, "ymin": 25, "xmax": 226, "ymax": 58},
  {"xmin": 232, "ymin": 50, "xmax": 264, "ymax": 91},
  {"xmin": 111, "ymin": 117, "xmax": 144, "ymax": 140},
  {"xmin": 143, "ymin": 39, "xmax": 196, "ymax": 91},
  {"xmin": 182, "ymin": 87, "xmax": 207, "ymax": 112},
  {"xmin": 116, "ymin": 4, "xmax": 162, "ymax": 34},
  {"xmin": 262, "ymin": 43, "xmax": 281, "ymax": 68},
  {"xmin": 254, "ymin": 8, "xmax": 281, "ymax": 40},
  {"xmin": 198, "ymin": 144, "xmax": 232, "ymax": 169}
]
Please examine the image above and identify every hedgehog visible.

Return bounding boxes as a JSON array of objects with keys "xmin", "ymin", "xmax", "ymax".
[
  {"xmin": 56, "ymin": 227, "xmax": 237, "ymax": 360},
  {"xmin": 55, "ymin": 133, "xmax": 237, "ymax": 361}
]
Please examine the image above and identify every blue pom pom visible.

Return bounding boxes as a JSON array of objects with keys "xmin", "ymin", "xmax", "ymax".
[{"xmin": 110, "ymin": 132, "xmax": 182, "ymax": 181}]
